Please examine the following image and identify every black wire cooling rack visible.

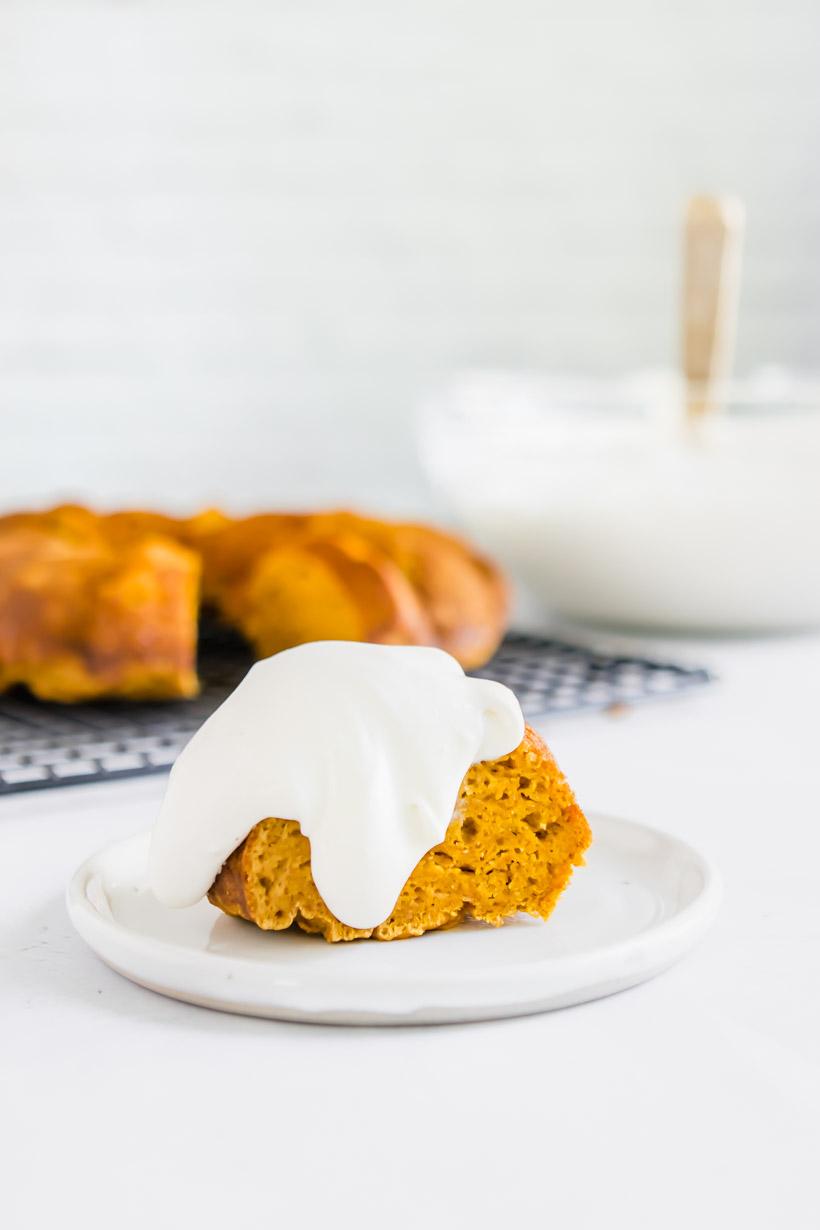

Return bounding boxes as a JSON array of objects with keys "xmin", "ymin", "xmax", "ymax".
[{"xmin": 0, "ymin": 629, "xmax": 711, "ymax": 795}]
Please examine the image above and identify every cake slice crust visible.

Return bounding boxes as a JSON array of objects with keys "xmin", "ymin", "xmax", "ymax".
[{"xmin": 0, "ymin": 513, "xmax": 200, "ymax": 702}]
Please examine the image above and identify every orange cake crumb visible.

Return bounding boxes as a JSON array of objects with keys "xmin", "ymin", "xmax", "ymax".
[{"xmin": 208, "ymin": 726, "xmax": 591, "ymax": 941}]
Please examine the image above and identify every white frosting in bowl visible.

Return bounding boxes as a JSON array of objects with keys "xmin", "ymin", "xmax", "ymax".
[{"xmin": 148, "ymin": 641, "xmax": 524, "ymax": 929}]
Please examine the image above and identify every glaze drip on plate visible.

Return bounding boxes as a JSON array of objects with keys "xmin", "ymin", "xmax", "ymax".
[{"xmin": 148, "ymin": 641, "xmax": 524, "ymax": 929}]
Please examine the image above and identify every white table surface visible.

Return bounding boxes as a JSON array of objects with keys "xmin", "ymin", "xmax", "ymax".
[{"xmin": 3, "ymin": 633, "xmax": 819, "ymax": 1229}]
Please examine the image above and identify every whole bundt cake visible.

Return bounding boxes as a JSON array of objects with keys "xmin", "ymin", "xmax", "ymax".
[{"xmin": 0, "ymin": 504, "xmax": 508, "ymax": 702}]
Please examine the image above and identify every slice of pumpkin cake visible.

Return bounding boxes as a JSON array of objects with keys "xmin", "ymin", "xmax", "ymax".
[
  {"xmin": 149, "ymin": 642, "xmax": 591, "ymax": 943},
  {"xmin": 209, "ymin": 724, "xmax": 590, "ymax": 941}
]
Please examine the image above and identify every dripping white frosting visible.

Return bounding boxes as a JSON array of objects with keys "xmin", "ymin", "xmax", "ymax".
[{"xmin": 148, "ymin": 641, "xmax": 525, "ymax": 929}]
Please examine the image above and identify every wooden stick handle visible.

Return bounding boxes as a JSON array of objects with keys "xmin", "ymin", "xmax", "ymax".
[{"xmin": 681, "ymin": 195, "xmax": 745, "ymax": 418}]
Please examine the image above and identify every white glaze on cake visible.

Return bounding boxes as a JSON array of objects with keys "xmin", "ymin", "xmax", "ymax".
[{"xmin": 148, "ymin": 641, "xmax": 524, "ymax": 928}]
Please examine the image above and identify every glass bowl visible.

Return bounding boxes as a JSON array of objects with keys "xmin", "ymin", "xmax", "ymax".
[{"xmin": 419, "ymin": 369, "xmax": 820, "ymax": 633}]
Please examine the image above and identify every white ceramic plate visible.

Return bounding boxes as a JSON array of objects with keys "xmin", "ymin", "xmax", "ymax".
[{"xmin": 67, "ymin": 813, "xmax": 720, "ymax": 1026}]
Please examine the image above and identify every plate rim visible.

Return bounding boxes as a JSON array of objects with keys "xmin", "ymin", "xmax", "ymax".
[{"xmin": 66, "ymin": 812, "xmax": 722, "ymax": 1024}]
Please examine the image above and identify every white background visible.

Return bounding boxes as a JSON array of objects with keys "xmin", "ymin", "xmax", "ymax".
[
  {"xmin": 2, "ymin": 1, "xmax": 820, "ymax": 512},
  {"xmin": 3, "ymin": 15, "xmax": 819, "ymax": 1223}
]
